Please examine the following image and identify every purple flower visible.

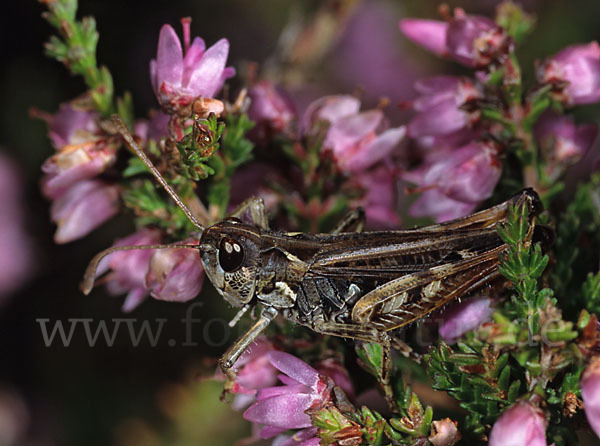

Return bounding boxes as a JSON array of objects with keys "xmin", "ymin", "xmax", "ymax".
[
  {"xmin": 534, "ymin": 111, "xmax": 598, "ymax": 178},
  {"xmin": 303, "ymin": 95, "xmax": 405, "ymax": 172},
  {"xmin": 429, "ymin": 418, "xmax": 460, "ymax": 446},
  {"xmin": 408, "ymin": 76, "xmax": 482, "ymax": 139},
  {"xmin": 488, "ymin": 401, "xmax": 548, "ymax": 446},
  {"xmin": 45, "ymin": 103, "xmax": 99, "ymax": 149},
  {"xmin": 244, "ymin": 351, "xmax": 333, "ymax": 438},
  {"xmin": 145, "ymin": 240, "xmax": 204, "ymax": 302},
  {"xmin": 247, "ymin": 81, "xmax": 296, "ymax": 136},
  {"xmin": 446, "ymin": 10, "xmax": 508, "ymax": 68},
  {"xmin": 50, "ymin": 180, "xmax": 119, "ymax": 244},
  {"xmin": 581, "ymin": 357, "xmax": 600, "ymax": 437},
  {"xmin": 95, "ymin": 229, "xmax": 162, "ymax": 312},
  {"xmin": 315, "ymin": 358, "xmax": 354, "ymax": 400},
  {"xmin": 438, "ymin": 296, "xmax": 493, "ymax": 343},
  {"xmin": 400, "ymin": 10, "xmax": 509, "ymax": 68},
  {"xmin": 537, "ymin": 42, "xmax": 600, "ymax": 105},
  {"xmin": 404, "ymin": 140, "xmax": 502, "ymax": 222},
  {"xmin": 134, "ymin": 111, "xmax": 170, "ymax": 143},
  {"xmin": 150, "ymin": 18, "xmax": 235, "ymax": 112},
  {"xmin": 399, "ymin": 19, "xmax": 448, "ymax": 57},
  {"xmin": 0, "ymin": 155, "xmax": 33, "ymax": 301},
  {"xmin": 352, "ymin": 166, "xmax": 400, "ymax": 228},
  {"xmin": 41, "ymin": 140, "xmax": 118, "ymax": 199}
]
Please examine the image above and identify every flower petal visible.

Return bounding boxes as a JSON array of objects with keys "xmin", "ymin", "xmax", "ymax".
[
  {"xmin": 244, "ymin": 393, "xmax": 314, "ymax": 429},
  {"xmin": 187, "ymin": 38, "xmax": 231, "ymax": 97},
  {"xmin": 399, "ymin": 19, "xmax": 448, "ymax": 56},
  {"xmin": 155, "ymin": 25, "xmax": 184, "ymax": 88},
  {"xmin": 267, "ymin": 351, "xmax": 320, "ymax": 388}
]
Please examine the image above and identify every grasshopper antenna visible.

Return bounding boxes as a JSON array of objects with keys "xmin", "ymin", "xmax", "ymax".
[
  {"xmin": 81, "ymin": 243, "xmax": 214, "ymax": 295},
  {"xmin": 111, "ymin": 115, "xmax": 205, "ymax": 231}
]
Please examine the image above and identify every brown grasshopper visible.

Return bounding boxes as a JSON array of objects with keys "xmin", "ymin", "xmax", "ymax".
[{"xmin": 83, "ymin": 116, "xmax": 548, "ymax": 401}]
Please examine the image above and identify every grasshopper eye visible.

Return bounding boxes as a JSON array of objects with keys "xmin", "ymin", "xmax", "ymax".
[{"xmin": 218, "ymin": 237, "xmax": 245, "ymax": 272}]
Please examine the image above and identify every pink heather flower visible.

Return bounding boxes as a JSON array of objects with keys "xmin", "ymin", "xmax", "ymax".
[
  {"xmin": 353, "ymin": 166, "xmax": 400, "ymax": 228},
  {"xmin": 46, "ymin": 103, "xmax": 99, "ymax": 149},
  {"xmin": 537, "ymin": 42, "xmax": 600, "ymax": 105},
  {"xmin": 227, "ymin": 337, "xmax": 280, "ymax": 410},
  {"xmin": 303, "ymin": 95, "xmax": 405, "ymax": 172},
  {"xmin": 408, "ymin": 76, "xmax": 482, "ymax": 139},
  {"xmin": 134, "ymin": 111, "xmax": 170, "ymax": 143},
  {"xmin": 488, "ymin": 401, "xmax": 548, "ymax": 446},
  {"xmin": 244, "ymin": 351, "xmax": 333, "ymax": 438},
  {"xmin": 0, "ymin": 155, "xmax": 33, "ymax": 301},
  {"xmin": 399, "ymin": 19, "xmax": 448, "ymax": 57},
  {"xmin": 50, "ymin": 180, "xmax": 119, "ymax": 244},
  {"xmin": 581, "ymin": 357, "xmax": 600, "ymax": 437},
  {"xmin": 41, "ymin": 140, "xmax": 118, "ymax": 199},
  {"xmin": 150, "ymin": 18, "xmax": 235, "ymax": 112},
  {"xmin": 145, "ymin": 240, "xmax": 204, "ymax": 302},
  {"xmin": 404, "ymin": 140, "xmax": 502, "ymax": 222},
  {"xmin": 96, "ymin": 229, "xmax": 162, "ymax": 312},
  {"xmin": 445, "ymin": 10, "xmax": 508, "ymax": 68},
  {"xmin": 400, "ymin": 10, "xmax": 508, "ymax": 68},
  {"xmin": 248, "ymin": 81, "xmax": 296, "ymax": 135},
  {"xmin": 438, "ymin": 296, "xmax": 493, "ymax": 343},
  {"xmin": 535, "ymin": 111, "xmax": 598, "ymax": 171}
]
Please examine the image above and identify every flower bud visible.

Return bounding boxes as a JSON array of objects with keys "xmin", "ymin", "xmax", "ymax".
[
  {"xmin": 145, "ymin": 241, "xmax": 204, "ymax": 302},
  {"xmin": 429, "ymin": 418, "xmax": 460, "ymax": 446},
  {"xmin": 581, "ymin": 356, "xmax": 600, "ymax": 438},
  {"xmin": 537, "ymin": 42, "xmax": 600, "ymax": 106},
  {"xmin": 488, "ymin": 401, "xmax": 548, "ymax": 446}
]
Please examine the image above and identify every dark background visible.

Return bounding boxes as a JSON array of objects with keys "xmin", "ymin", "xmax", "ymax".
[{"xmin": 1, "ymin": 1, "xmax": 600, "ymax": 445}]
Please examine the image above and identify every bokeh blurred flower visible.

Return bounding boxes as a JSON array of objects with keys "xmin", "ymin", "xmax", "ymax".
[
  {"xmin": 134, "ymin": 110, "xmax": 170, "ymax": 143},
  {"xmin": 248, "ymin": 81, "xmax": 296, "ymax": 137},
  {"xmin": 352, "ymin": 166, "xmax": 400, "ymax": 228},
  {"xmin": 96, "ymin": 229, "xmax": 162, "ymax": 312},
  {"xmin": 0, "ymin": 155, "xmax": 33, "ymax": 301},
  {"xmin": 244, "ymin": 351, "xmax": 333, "ymax": 438},
  {"xmin": 488, "ymin": 401, "xmax": 548, "ymax": 446},
  {"xmin": 438, "ymin": 296, "xmax": 493, "ymax": 343},
  {"xmin": 303, "ymin": 95, "xmax": 405, "ymax": 172},
  {"xmin": 581, "ymin": 356, "xmax": 600, "ymax": 438},
  {"xmin": 537, "ymin": 42, "xmax": 600, "ymax": 105},
  {"xmin": 145, "ymin": 240, "xmax": 204, "ymax": 302},
  {"xmin": 0, "ymin": 387, "xmax": 29, "ymax": 446},
  {"xmin": 399, "ymin": 19, "xmax": 448, "ymax": 57},
  {"xmin": 50, "ymin": 179, "xmax": 120, "ymax": 244},
  {"xmin": 150, "ymin": 18, "xmax": 235, "ymax": 112},
  {"xmin": 408, "ymin": 76, "xmax": 482, "ymax": 139},
  {"xmin": 404, "ymin": 140, "xmax": 501, "ymax": 222},
  {"xmin": 534, "ymin": 111, "xmax": 598, "ymax": 179},
  {"xmin": 400, "ymin": 9, "xmax": 508, "ymax": 68}
]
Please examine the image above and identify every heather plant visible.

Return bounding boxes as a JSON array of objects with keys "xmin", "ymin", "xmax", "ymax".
[{"xmin": 36, "ymin": 1, "xmax": 600, "ymax": 445}]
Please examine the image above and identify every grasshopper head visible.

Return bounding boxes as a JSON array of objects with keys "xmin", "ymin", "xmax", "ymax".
[{"xmin": 198, "ymin": 219, "xmax": 262, "ymax": 307}]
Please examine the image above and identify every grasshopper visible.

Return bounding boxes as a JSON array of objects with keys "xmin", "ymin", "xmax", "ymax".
[{"xmin": 83, "ymin": 116, "xmax": 548, "ymax": 403}]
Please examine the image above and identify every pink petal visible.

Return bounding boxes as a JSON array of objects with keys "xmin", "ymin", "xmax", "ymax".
[
  {"xmin": 399, "ymin": 19, "xmax": 448, "ymax": 56},
  {"xmin": 121, "ymin": 287, "xmax": 148, "ymax": 313},
  {"xmin": 244, "ymin": 393, "xmax": 314, "ymax": 429},
  {"xmin": 301, "ymin": 95, "xmax": 361, "ymax": 134},
  {"xmin": 267, "ymin": 351, "xmax": 320, "ymax": 388},
  {"xmin": 342, "ymin": 125, "xmax": 405, "ymax": 172},
  {"xmin": 155, "ymin": 25, "xmax": 184, "ymax": 88},
  {"xmin": 187, "ymin": 38, "xmax": 231, "ymax": 97},
  {"xmin": 51, "ymin": 181, "xmax": 119, "ymax": 243},
  {"xmin": 408, "ymin": 99, "xmax": 468, "ymax": 138},
  {"xmin": 438, "ymin": 297, "xmax": 493, "ymax": 343}
]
